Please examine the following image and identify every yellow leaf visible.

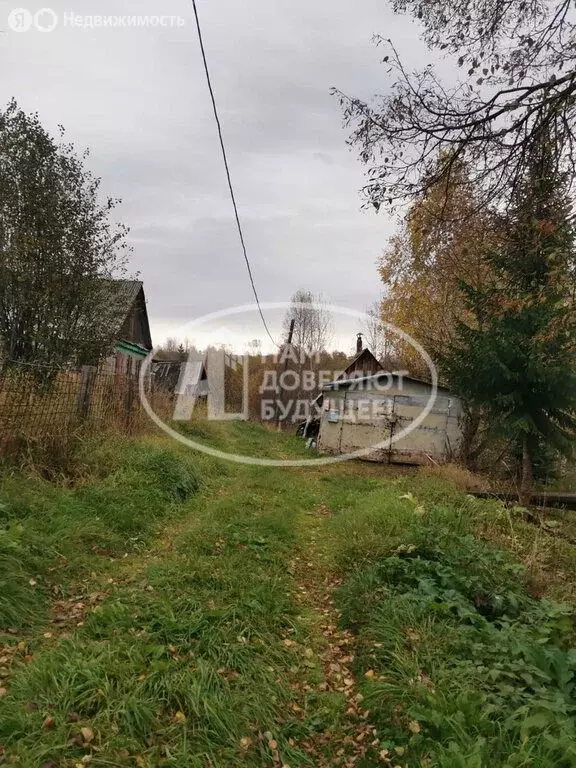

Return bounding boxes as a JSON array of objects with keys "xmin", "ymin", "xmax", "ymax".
[
  {"xmin": 408, "ymin": 719, "xmax": 421, "ymax": 733},
  {"xmin": 364, "ymin": 669, "xmax": 375, "ymax": 679},
  {"xmin": 80, "ymin": 726, "xmax": 95, "ymax": 743},
  {"xmin": 174, "ymin": 711, "xmax": 186, "ymax": 723}
]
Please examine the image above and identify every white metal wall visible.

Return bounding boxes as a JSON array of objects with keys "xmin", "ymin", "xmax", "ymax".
[{"xmin": 318, "ymin": 383, "xmax": 462, "ymax": 464}]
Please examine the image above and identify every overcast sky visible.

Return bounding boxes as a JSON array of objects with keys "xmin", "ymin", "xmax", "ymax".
[{"xmin": 1, "ymin": 0, "xmax": 431, "ymax": 353}]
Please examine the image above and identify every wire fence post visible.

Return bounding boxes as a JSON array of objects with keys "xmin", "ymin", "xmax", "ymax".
[
  {"xmin": 124, "ymin": 357, "xmax": 135, "ymax": 431},
  {"xmin": 77, "ymin": 365, "xmax": 97, "ymax": 419}
]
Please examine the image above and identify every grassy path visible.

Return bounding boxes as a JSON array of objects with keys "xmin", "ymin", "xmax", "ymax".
[
  {"xmin": 0, "ymin": 427, "xmax": 384, "ymax": 767},
  {"xmin": 3, "ymin": 423, "xmax": 576, "ymax": 767},
  {"xmin": 286, "ymin": 501, "xmax": 377, "ymax": 767}
]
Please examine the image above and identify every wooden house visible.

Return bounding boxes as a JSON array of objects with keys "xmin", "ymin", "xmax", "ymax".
[{"xmin": 102, "ymin": 280, "xmax": 153, "ymax": 374}]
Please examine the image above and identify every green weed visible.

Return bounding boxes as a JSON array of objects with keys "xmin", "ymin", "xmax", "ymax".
[{"xmin": 330, "ymin": 486, "xmax": 576, "ymax": 767}]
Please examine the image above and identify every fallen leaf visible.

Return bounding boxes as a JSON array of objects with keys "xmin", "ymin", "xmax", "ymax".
[
  {"xmin": 239, "ymin": 737, "xmax": 253, "ymax": 749},
  {"xmin": 174, "ymin": 711, "xmax": 186, "ymax": 723},
  {"xmin": 80, "ymin": 726, "xmax": 94, "ymax": 744},
  {"xmin": 364, "ymin": 669, "xmax": 375, "ymax": 679},
  {"xmin": 408, "ymin": 720, "xmax": 421, "ymax": 734},
  {"xmin": 0, "ymin": 688, "xmax": 7, "ymax": 697},
  {"xmin": 42, "ymin": 716, "xmax": 55, "ymax": 729}
]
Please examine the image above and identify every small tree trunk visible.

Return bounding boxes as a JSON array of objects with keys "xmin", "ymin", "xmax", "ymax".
[
  {"xmin": 460, "ymin": 407, "xmax": 481, "ymax": 469},
  {"xmin": 519, "ymin": 436, "xmax": 533, "ymax": 507}
]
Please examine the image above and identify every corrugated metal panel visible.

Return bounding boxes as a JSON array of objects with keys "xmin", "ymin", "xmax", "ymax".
[{"xmin": 317, "ymin": 387, "xmax": 463, "ymax": 464}]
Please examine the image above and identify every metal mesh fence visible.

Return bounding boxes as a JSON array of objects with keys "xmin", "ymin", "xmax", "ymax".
[{"xmin": 0, "ymin": 360, "xmax": 176, "ymax": 453}]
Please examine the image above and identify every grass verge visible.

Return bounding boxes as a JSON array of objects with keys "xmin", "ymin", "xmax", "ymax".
[
  {"xmin": 328, "ymin": 479, "xmax": 576, "ymax": 767},
  {"xmin": 0, "ymin": 436, "xmax": 200, "ymax": 629}
]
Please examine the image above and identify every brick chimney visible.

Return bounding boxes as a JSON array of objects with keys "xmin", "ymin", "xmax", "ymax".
[{"xmin": 356, "ymin": 333, "xmax": 363, "ymax": 355}]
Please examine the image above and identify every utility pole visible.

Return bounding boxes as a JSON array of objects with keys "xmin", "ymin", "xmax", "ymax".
[{"xmin": 276, "ymin": 318, "xmax": 295, "ymax": 431}]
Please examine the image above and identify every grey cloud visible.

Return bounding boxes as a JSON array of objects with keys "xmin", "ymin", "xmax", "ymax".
[{"xmin": 0, "ymin": 0, "xmax": 430, "ymax": 348}]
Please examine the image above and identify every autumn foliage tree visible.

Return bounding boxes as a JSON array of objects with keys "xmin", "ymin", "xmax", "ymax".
[
  {"xmin": 377, "ymin": 158, "xmax": 498, "ymax": 462},
  {"xmin": 379, "ymin": 159, "xmax": 495, "ymax": 372}
]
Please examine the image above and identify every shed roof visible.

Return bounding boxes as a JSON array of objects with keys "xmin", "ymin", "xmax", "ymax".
[{"xmin": 323, "ymin": 370, "xmax": 452, "ymax": 393}]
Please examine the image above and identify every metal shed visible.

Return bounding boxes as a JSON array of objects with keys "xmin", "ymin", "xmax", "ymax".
[{"xmin": 317, "ymin": 372, "xmax": 463, "ymax": 465}]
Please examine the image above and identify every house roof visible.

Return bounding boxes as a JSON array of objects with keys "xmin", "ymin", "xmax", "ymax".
[
  {"xmin": 342, "ymin": 347, "xmax": 384, "ymax": 376},
  {"xmin": 100, "ymin": 279, "xmax": 153, "ymax": 351}
]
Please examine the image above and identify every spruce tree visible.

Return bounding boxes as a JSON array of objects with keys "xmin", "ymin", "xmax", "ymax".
[{"xmin": 445, "ymin": 131, "xmax": 576, "ymax": 505}]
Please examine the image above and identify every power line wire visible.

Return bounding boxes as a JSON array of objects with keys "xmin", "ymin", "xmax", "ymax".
[{"xmin": 191, "ymin": 0, "xmax": 278, "ymax": 348}]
